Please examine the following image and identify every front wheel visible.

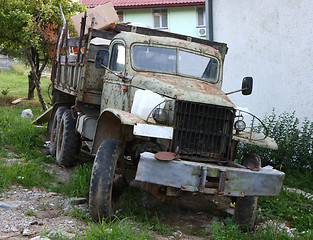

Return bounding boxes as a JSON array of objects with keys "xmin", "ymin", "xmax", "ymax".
[
  {"xmin": 233, "ymin": 153, "xmax": 261, "ymax": 230},
  {"xmin": 233, "ymin": 196, "xmax": 258, "ymax": 230},
  {"xmin": 89, "ymin": 140, "xmax": 126, "ymax": 221}
]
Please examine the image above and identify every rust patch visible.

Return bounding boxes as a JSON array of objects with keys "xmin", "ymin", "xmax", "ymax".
[
  {"xmin": 132, "ymin": 72, "xmax": 235, "ymax": 107},
  {"xmin": 154, "ymin": 152, "xmax": 178, "ymax": 161}
]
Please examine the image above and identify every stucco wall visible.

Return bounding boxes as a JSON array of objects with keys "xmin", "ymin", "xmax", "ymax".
[
  {"xmin": 122, "ymin": 7, "xmax": 205, "ymax": 38},
  {"xmin": 213, "ymin": 0, "xmax": 313, "ymax": 122}
]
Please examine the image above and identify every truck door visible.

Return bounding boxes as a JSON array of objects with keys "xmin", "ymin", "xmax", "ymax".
[{"xmin": 101, "ymin": 42, "xmax": 130, "ymax": 112}]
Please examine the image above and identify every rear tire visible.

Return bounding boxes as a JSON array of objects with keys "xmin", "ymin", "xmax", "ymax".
[
  {"xmin": 56, "ymin": 109, "xmax": 81, "ymax": 167},
  {"xmin": 49, "ymin": 107, "xmax": 66, "ymax": 157},
  {"xmin": 89, "ymin": 140, "xmax": 126, "ymax": 221}
]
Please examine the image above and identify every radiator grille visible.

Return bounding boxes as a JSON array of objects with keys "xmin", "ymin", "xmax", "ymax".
[{"xmin": 172, "ymin": 100, "xmax": 235, "ymax": 163}]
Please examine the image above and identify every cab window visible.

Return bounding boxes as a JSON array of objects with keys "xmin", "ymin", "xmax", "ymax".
[{"xmin": 110, "ymin": 44, "xmax": 125, "ymax": 72}]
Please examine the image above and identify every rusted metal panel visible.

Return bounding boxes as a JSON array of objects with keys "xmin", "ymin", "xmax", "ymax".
[
  {"xmin": 130, "ymin": 73, "xmax": 235, "ymax": 108},
  {"xmin": 135, "ymin": 152, "xmax": 285, "ymax": 197},
  {"xmin": 102, "ymin": 108, "xmax": 145, "ymax": 125},
  {"xmin": 233, "ymin": 132, "xmax": 278, "ymax": 150}
]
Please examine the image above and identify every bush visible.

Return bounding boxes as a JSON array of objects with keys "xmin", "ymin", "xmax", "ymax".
[
  {"xmin": 237, "ymin": 110, "xmax": 313, "ymax": 177},
  {"xmin": 10, "ymin": 60, "xmax": 29, "ymax": 75}
]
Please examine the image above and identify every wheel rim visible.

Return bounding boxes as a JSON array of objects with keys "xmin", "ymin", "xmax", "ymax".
[{"xmin": 51, "ymin": 117, "xmax": 57, "ymax": 146}]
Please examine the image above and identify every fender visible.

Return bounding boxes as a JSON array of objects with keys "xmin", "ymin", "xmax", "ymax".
[
  {"xmin": 233, "ymin": 132, "xmax": 278, "ymax": 150},
  {"xmin": 92, "ymin": 108, "xmax": 145, "ymax": 154}
]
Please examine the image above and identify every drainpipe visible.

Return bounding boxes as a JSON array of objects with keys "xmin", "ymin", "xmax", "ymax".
[{"xmin": 205, "ymin": 0, "xmax": 213, "ymax": 41}]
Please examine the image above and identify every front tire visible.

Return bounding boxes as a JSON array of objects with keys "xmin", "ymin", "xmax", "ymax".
[
  {"xmin": 89, "ymin": 140, "xmax": 126, "ymax": 221},
  {"xmin": 56, "ymin": 109, "xmax": 81, "ymax": 167},
  {"xmin": 233, "ymin": 153, "xmax": 261, "ymax": 230},
  {"xmin": 233, "ymin": 196, "xmax": 258, "ymax": 230}
]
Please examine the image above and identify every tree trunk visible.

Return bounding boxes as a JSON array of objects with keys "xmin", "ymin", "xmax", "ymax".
[
  {"xmin": 34, "ymin": 76, "xmax": 47, "ymax": 111},
  {"xmin": 28, "ymin": 71, "xmax": 35, "ymax": 100}
]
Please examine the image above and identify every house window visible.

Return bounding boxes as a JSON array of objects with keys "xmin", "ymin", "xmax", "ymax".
[
  {"xmin": 196, "ymin": 6, "xmax": 205, "ymax": 26},
  {"xmin": 117, "ymin": 11, "xmax": 123, "ymax": 23},
  {"xmin": 153, "ymin": 9, "xmax": 168, "ymax": 29}
]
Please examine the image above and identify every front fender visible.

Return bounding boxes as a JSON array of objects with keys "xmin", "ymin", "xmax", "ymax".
[{"xmin": 92, "ymin": 109, "xmax": 145, "ymax": 154}]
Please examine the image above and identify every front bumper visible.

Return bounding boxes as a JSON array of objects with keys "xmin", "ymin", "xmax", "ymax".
[{"xmin": 135, "ymin": 152, "xmax": 285, "ymax": 197}]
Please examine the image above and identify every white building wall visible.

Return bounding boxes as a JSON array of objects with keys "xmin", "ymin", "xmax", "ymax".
[{"xmin": 213, "ymin": 0, "xmax": 313, "ymax": 122}]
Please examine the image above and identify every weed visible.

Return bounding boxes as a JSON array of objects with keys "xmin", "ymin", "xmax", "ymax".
[
  {"xmin": 1, "ymin": 87, "xmax": 10, "ymax": 95},
  {"xmin": 53, "ymin": 163, "xmax": 93, "ymax": 198},
  {"xmin": 258, "ymin": 188, "xmax": 313, "ymax": 232},
  {"xmin": 208, "ymin": 220, "xmax": 293, "ymax": 240},
  {"xmin": 82, "ymin": 217, "xmax": 153, "ymax": 240},
  {"xmin": 68, "ymin": 205, "xmax": 90, "ymax": 222},
  {"xmin": 26, "ymin": 210, "xmax": 36, "ymax": 216}
]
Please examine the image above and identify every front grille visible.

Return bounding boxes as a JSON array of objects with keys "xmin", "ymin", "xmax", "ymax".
[{"xmin": 172, "ymin": 100, "xmax": 235, "ymax": 163}]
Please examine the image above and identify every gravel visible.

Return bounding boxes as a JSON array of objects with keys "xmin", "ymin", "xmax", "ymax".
[{"xmin": 0, "ymin": 185, "xmax": 89, "ymax": 239}]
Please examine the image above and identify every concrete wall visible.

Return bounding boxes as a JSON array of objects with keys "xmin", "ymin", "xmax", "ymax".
[
  {"xmin": 0, "ymin": 55, "xmax": 13, "ymax": 71},
  {"xmin": 213, "ymin": 0, "xmax": 313, "ymax": 122},
  {"xmin": 122, "ymin": 6, "xmax": 206, "ymax": 38}
]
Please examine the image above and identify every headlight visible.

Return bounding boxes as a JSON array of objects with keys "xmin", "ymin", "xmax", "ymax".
[
  {"xmin": 234, "ymin": 120, "xmax": 246, "ymax": 132},
  {"xmin": 152, "ymin": 108, "xmax": 168, "ymax": 124}
]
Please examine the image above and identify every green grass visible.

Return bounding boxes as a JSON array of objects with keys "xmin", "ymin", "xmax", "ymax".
[
  {"xmin": 81, "ymin": 218, "xmax": 153, "ymax": 240},
  {"xmin": 0, "ymin": 69, "xmax": 51, "ymax": 103},
  {"xmin": 258, "ymin": 188, "xmax": 313, "ymax": 232}
]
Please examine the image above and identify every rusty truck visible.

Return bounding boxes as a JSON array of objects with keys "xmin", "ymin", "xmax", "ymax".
[{"xmin": 47, "ymin": 16, "xmax": 284, "ymax": 229}]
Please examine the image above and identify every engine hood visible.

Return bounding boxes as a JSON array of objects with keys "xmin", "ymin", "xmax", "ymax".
[{"xmin": 130, "ymin": 72, "xmax": 235, "ymax": 108}]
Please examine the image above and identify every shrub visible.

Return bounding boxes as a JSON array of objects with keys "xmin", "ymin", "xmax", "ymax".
[
  {"xmin": 10, "ymin": 60, "xmax": 29, "ymax": 75},
  {"xmin": 237, "ymin": 110, "xmax": 313, "ymax": 176}
]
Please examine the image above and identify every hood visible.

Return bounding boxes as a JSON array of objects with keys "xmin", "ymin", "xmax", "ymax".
[{"xmin": 130, "ymin": 72, "xmax": 235, "ymax": 108}]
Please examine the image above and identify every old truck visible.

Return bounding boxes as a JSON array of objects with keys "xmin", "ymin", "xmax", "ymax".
[{"xmin": 47, "ymin": 16, "xmax": 284, "ymax": 229}]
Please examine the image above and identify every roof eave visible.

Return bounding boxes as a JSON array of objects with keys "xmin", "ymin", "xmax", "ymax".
[{"xmin": 114, "ymin": 3, "xmax": 205, "ymax": 10}]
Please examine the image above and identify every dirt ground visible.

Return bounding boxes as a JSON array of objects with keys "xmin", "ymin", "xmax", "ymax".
[{"xmin": 0, "ymin": 152, "xmax": 235, "ymax": 240}]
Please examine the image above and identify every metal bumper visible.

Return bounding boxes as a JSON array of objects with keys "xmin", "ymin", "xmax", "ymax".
[{"xmin": 135, "ymin": 152, "xmax": 285, "ymax": 197}]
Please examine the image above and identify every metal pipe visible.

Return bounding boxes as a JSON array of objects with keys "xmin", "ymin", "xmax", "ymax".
[{"xmin": 205, "ymin": 0, "xmax": 213, "ymax": 41}]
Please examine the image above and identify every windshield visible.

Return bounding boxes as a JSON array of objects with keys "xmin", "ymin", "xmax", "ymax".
[{"xmin": 132, "ymin": 45, "xmax": 219, "ymax": 83}]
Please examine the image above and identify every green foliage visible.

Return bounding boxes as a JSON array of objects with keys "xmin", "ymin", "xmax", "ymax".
[
  {"xmin": 0, "ymin": 0, "xmax": 85, "ymax": 52},
  {"xmin": 1, "ymin": 88, "xmax": 9, "ymax": 95},
  {"xmin": 0, "ymin": 71, "xmax": 50, "ymax": 101},
  {"xmin": 237, "ymin": 110, "xmax": 313, "ymax": 174},
  {"xmin": 54, "ymin": 163, "xmax": 93, "ymax": 198},
  {"xmin": 258, "ymin": 188, "xmax": 313, "ymax": 232},
  {"xmin": 26, "ymin": 210, "xmax": 37, "ymax": 216},
  {"xmin": 118, "ymin": 188, "xmax": 176, "ymax": 235},
  {"xmin": 81, "ymin": 218, "xmax": 153, "ymax": 240},
  {"xmin": 0, "ymin": 105, "xmax": 54, "ymax": 191},
  {"xmin": 0, "ymin": 161, "xmax": 53, "ymax": 191},
  {"xmin": 10, "ymin": 60, "xmax": 29, "ymax": 75},
  {"xmin": 0, "ymin": 106, "xmax": 44, "ymax": 158},
  {"xmin": 209, "ymin": 220, "xmax": 292, "ymax": 240},
  {"xmin": 0, "ymin": 0, "xmax": 85, "ymax": 109}
]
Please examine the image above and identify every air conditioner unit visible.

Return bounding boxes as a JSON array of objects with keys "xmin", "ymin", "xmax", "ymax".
[{"xmin": 198, "ymin": 28, "xmax": 206, "ymax": 37}]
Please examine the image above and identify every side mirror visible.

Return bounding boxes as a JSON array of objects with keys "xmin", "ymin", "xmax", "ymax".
[{"xmin": 242, "ymin": 77, "xmax": 253, "ymax": 95}]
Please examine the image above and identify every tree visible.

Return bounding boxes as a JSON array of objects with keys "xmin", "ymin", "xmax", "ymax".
[{"xmin": 0, "ymin": 0, "xmax": 84, "ymax": 110}]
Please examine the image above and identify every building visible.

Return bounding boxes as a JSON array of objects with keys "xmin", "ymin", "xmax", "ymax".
[
  {"xmin": 80, "ymin": 0, "xmax": 207, "ymax": 38},
  {"xmin": 80, "ymin": 0, "xmax": 313, "ymax": 123}
]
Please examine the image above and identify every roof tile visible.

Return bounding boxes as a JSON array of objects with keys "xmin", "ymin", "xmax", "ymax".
[{"xmin": 80, "ymin": 0, "xmax": 205, "ymax": 9}]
